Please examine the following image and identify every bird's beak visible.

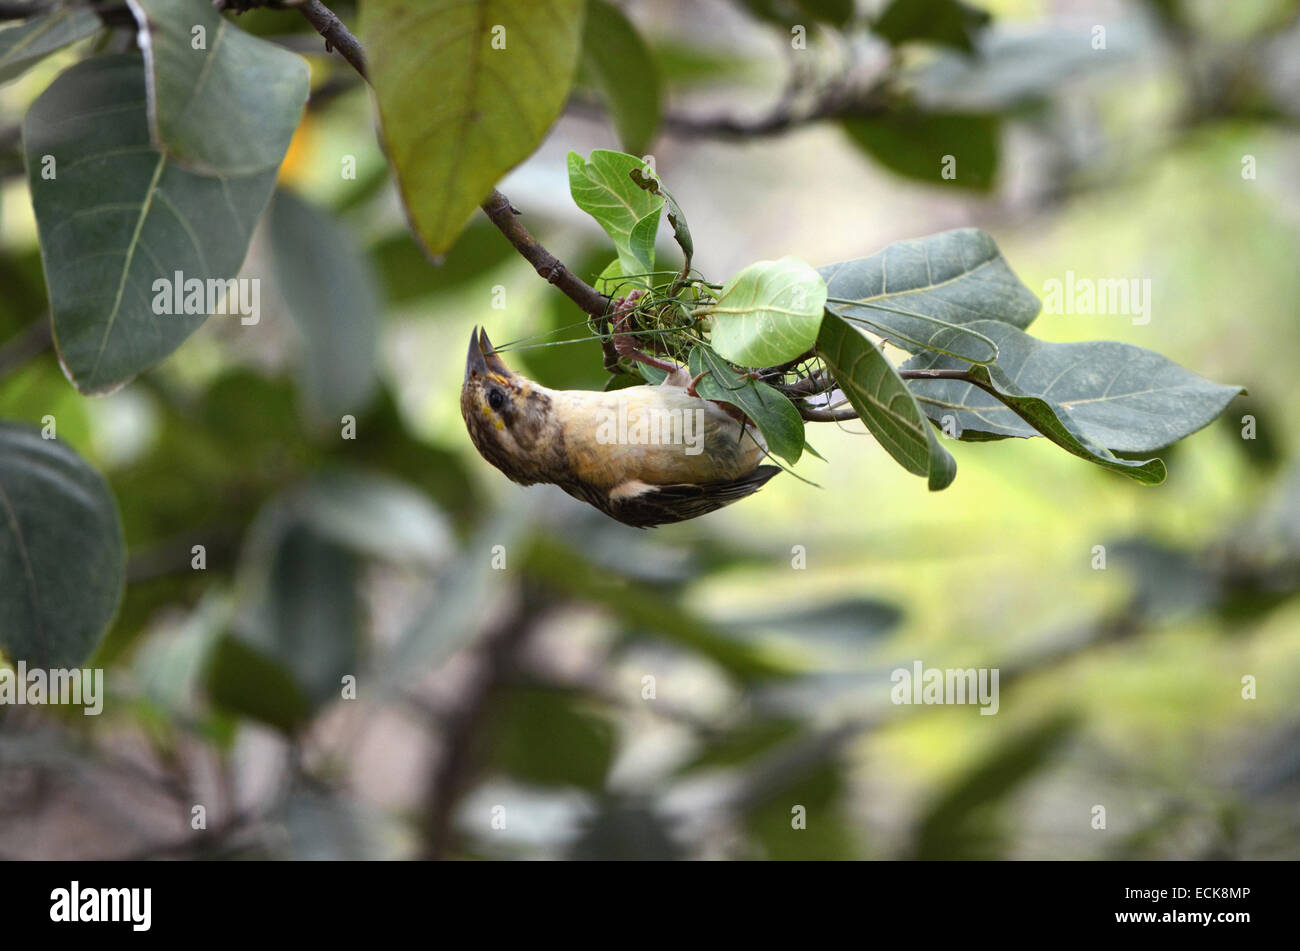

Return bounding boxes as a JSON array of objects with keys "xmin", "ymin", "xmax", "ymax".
[{"xmin": 464, "ymin": 327, "xmax": 513, "ymax": 382}]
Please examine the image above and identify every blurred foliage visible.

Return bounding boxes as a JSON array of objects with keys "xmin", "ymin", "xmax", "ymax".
[{"xmin": 1, "ymin": 0, "xmax": 1299, "ymax": 861}]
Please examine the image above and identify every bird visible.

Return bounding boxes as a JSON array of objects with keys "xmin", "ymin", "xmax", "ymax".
[{"xmin": 460, "ymin": 327, "xmax": 780, "ymax": 527}]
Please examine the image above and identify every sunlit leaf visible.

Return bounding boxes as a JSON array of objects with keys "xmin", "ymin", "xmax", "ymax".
[
  {"xmin": 702, "ymin": 257, "xmax": 827, "ymax": 367},
  {"xmin": 568, "ymin": 149, "xmax": 663, "ymax": 276},
  {"xmin": 362, "ymin": 0, "xmax": 585, "ymax": 255}
]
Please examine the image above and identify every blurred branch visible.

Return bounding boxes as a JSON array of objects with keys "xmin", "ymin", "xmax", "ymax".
[{"xmin": 420, "ymin": 588, "xmax": 546, "ymax": 860}]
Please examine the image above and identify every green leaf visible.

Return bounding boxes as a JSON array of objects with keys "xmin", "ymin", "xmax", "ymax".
[
  {"xmin": 567, "ymin": 149, "xmax": 663, "ymax": 276},
  {"xmin": 0, "ymin": 422, "xmax": 125, "ymax": 668},
  {"xmin": 23, "ymin": 55, "xmax": 278, "ymax": 394},
  {"xmin": 873, "ymin": 0, "xmax": 990, "ymax": 53},
  {"xmin": 0, "ymin": 3, "xmax": 101, "ymax": 85},
  {"xmin": 204, "ymin": 632, "xmax": 312, "ymax": 733},
  {"xmin": 701, "ymin": 257, "xmax": 827, "ymax": 367},
  {"xmin": 128, "ymin": 0, "xmax": 309, "ymax": 175},
  {"xmin": 629, "ymin": 166, "xmax": 692, "ymax": 271},
  {"xmin": 738, "ymin": 0, "xmax": 855, "ymax": 28},
  {"xmin": 487, "ymin": 686, "xmax": 615, "ymax": 790},
  {"xmin": 579, "ymin": 0, "xmax": 661, "ymax": 155},
  {"xmin": 267, "ymin": 188, "xmax": 379, "ymax": 422},
  {"xmin": 361, "ymin": 0, "xmax": 585, "ymax": 256},
  {"xmin": 842, "ymin": 112, "xmax": 1000, "ymax": 191},
  {"xmin": 688, "ymin": 346, "xmax": 805, "ymax": 465},
  {"xmin": 819, "ymin": 228, "xmax": 1039, "ymax": 362},
  {"xmin": 816, "ymin": 311, "xmax": 956, "ymax": 490},
  {"xmin": 902, "ymin": 321, "xmax": 1242, "ymax": 482}
]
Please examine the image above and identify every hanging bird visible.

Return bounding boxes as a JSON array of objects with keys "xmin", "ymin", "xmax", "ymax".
[{"xmin": 460, "ymin": 327, "xmax": 780, "ymax": 527}]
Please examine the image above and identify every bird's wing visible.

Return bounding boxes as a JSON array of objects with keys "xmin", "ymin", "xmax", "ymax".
[{"xmin": 566, "ymin": 465, "xmax": 782, "ymax": 528}]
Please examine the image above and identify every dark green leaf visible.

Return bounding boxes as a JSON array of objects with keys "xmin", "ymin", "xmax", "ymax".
[
  {"xmin": 129, "ymin": 0, "xmax": 308, "ymax": 175},
  {"xmin": 0, "ymin": 422, "xmax": 124, "ymax": 667},
  {"xmin": 580, "ymin": 0, "xmax": 661, "ymax": 155},
  {"xmin": 0, "ymin": 4, "xmax": 100, "ymax": 85},
  {"xmin": 873, "ymin": 0, "xmax": 990, "ymax": 53},
  {"xmin": 842, "ymin": 112, "xmax": 1000, "ymax": 191},
  {"xmin": 370, "ymin": 219, "xmax": 515, "ymax": 305},
  {"xmin": 902, "ymin": 320, "xmax": 1242, "ymax": 479},
  {"xmin": 267, "ymin": 188, "xmax": 379, "ymax": 422},
  {"xmin": 23, "ymin": 55, "xmax": 277, "ymax": 394},
  {"xmin": 688, "ymin": 345, "xmax": 805, "ymax": 464},
  {"xmin": 204, "ymin": 632, "xmax": 312, "ymax": 732},
  {"xmin": 820, "ymin": 228, "xmax": 1038, "ymax": 363},
  {"xmin": 816, "ymin": 312, "xmax": 956, "ymax": 490},
  {"xmin": 487, "ymin": 686, "xmax": 615, "ymax": 790}
]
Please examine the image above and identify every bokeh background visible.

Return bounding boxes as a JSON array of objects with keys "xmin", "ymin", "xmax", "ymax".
[{"xmin": 2, "ymin": 0, "xmax": 1298, "ymax": 859}]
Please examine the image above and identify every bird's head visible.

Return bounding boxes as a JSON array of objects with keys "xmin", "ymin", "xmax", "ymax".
[{"xmin": 460, "ymin": 327, "xmax": 564, "ymax": 485}]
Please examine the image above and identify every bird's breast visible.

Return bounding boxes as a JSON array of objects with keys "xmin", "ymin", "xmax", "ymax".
[{"xmin": 549, "ymin": 385, "xmax": 767, "ymax": 489}]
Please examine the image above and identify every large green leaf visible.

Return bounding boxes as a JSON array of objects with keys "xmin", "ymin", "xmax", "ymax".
[
  {"xmin": 819, "ymin": 228, "xmax": 1039, "ymax": 363},
  {"xmin": 688, "ymin": 345, "xmax": 805, "ymax": 465},
  {"xmin": 842, "ymin": 112, "xmax": 1000, "ymax": 192},
  {"xmin": 362, "ymin": 0, "xmax": 585, "ymax": 256},
  {"xmin": 902, "ymin": 320, "xmax": 1242, "ymax": 481},
  {"xmin": 128, "ymin": 0, "xmax": 308, "ymax": 175},
  {"xmin": 701, "ymin": 257, "xmax": 827, "ymax": 367},
  {"xmin": 267, "ymin": 189, "xmax": 379, "ymax": 422},
  {"xmin": 567, "ymin": 149, "xmax": 663, "ymax": 277},
  {"xmin": 0, "ymin": 422, "xmax": 124, "ymax": 667},
  {"xmin": 23, "ymin": 55, "xmax": 277, "ymax": 394},
  {"xmin": 0, "ymin": 3, "xmax": 101, "ymax": 85},
  {"xmin": 579, "ymin": 0, "xmax": 661, "ymax": 155},
  {"xmin": 816, "ymin": 312, "xmax": 956, "ymax": 490},
  {"xmin": 204, "ymin": 632, "xmax": 312, "ymax": 733}
]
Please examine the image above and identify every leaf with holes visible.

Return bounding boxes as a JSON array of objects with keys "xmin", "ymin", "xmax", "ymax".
[
  {"xmin": 820, "ymin": 228, "xmax": 1038, "ymax": 364},
  {"xmin": 0, "ymin": 3, "xmax": 101, "ymax": 85},
  {"xmin": 23, "ymin": 55, "xmax": 277, "ymax": 394},
  {"xmin": 128, "ymin": 0, "xmax": 309, "ymax": 176},
  {"xmin": 702, "ymin": 257, "xmax": 827, "ymax": 367},
  {"xmin": 817, "ymin": 311, "xmax": 955, "ymax": 490},
  {"xmin": 568, "ymin": 149, "xmax": 663, "ymax": 277},
  {"xmin": 362, "ymin": 0, "xmax": 585, "ymax": 256},
  {"xmin": 0, "ymin": 423, "xmax": 125, "ymax": 667}
]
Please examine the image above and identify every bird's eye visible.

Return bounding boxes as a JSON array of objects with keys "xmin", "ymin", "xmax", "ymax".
[{"xmin": 487, "ymin": 389, "xmax": 505, "ymax": 412}]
